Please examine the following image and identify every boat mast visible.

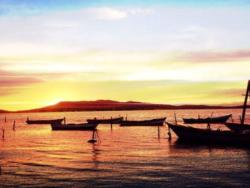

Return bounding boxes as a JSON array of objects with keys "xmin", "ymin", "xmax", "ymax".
[{"xmin": 241, "ymin": 80, "xmax": 250, "ymax": 125}]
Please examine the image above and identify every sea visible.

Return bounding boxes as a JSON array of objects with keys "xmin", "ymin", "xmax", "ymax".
[{"xmin": 1, "ymin": 109, "xmax": 250, "ymax": 188}]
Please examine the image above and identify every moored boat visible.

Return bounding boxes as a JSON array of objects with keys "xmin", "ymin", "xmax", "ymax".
[
  {"xmin": 87, "ymin": 117, "xmax": 123, "ymax": 124},
  {"xmin": 167, "ymin": 122, "xmax": 250, "ymax": 145},
  {"xmin": 26, "ymin": 118, "xmax": 64, "ymax": 125},
  {"xmin": 183, "ymin": 114, "xmax": 232, "ymax": 124},
  {"xmin": 225, "ymin": 80, "xmax": 250, "ymax": 132},
  {"xmin": 225, "ymin": 122, "xmax": 250, "ymax": 133},
  {"xmin": 120, "ymin": 117, "xmax": 166, "ymax": 126},
  {"xmin": 51, "ymin": 122, "xmax": 98, "ymax": 131}
]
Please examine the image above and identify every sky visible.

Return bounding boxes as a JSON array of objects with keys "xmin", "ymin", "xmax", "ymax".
[{"xmin": 0, "ymin": 0, "xmax": 250, "ymax": 110}]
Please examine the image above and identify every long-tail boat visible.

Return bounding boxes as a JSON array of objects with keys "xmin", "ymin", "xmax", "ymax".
[
  {"xmin": 225, "ymin": 80, "xmax": 250, "ymax": 132},
  {"xmin": 167, "ymin": 122, "xmax": 250, "ymax": 145},
  {"xmin": 51, "ymin": 122, "xmax": 98, "ymax": 131},
  {"xmin": 87, "ymin": 117, "xmax": 123, "ymax": 124},
  {"xmin": 183, "ymin": 114, "xmax": 232, "ymax": 124},
  {"xmin": 26, "ymin": 118, "xmax": 64, "ymax": 125},
  {"xmin": 120, "ymin": 117, "xmax": 166, "ymax": 126}
]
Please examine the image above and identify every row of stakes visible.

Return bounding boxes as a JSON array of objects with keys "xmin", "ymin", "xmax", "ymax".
[{"xmin": 1, "ymin": 117, "xmax": 16, "ymax": 140}]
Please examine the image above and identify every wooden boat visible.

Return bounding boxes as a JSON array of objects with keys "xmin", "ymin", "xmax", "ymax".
[
  {"xmin": 51, "ymin": 122, "xmax": 98, "ymax": 131},
  {"xmin": 87, "ymin": 117, "xmax": 123, "ymax": 124},
  {"xmin": 225, "ymin": 122, "xmax": 250, "ymax": 133},
  {"xmin": 225, "ymin": 80, "xmax": 250, "ymax": 132},
  {"xmin": 120, "ymin": 117, "xmax": 166, "ymax": 126},
  {"xmin": 183, "ymin": 114, "xmax": 232, "ymax": 124},
  {"xmin": 26, "ymin": 118, "xmax": 64, "ymax": 125},
  {"xmin": 167, "ymin": 122, "xmax": 250, "ymax": 145}
]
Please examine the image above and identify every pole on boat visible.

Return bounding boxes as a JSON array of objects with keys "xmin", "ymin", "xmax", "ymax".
[
  {"xmin": 168, "ymin": 125, "xmax": 172, "ymax": 140},
  {"xmin": 13, "ymin": 120, "xmax": 16, "ymax": 131},
  {"xmin": 207, "ymin": 122, "xmax": 211, "ymax": 130},
  {"xmin": 174, "ymin": 113, "xmax": 177, "ymax": 125},
  {"xmin": 241, "ymin": 80, "xmax": 250, "ymax": 125},
  {"xmin": 210, "ymin": 112, "xmax": 214, "ymax": 118},
  {"xmin": 230, "ymin": 115, "xmax": 234, "ymax": 122},
  {"xmin": 110, "ymin": 116, "xmax": 113, "ymax": 130}
]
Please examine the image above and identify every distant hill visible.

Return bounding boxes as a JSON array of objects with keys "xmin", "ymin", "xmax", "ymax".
[
  {"xmin": 0, "ymin": 109, "xmax": 9, "ymax": 113},
  {"xmin": 9, "ymin": 100, "xmax": 241, "ymax": 113}
]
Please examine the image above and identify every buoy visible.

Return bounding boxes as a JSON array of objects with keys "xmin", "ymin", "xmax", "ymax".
[
  {"xmin": 88, "ymin": 139, "xmax": 97, "ymax": 143},
  {"xmin": 88, "ymin": 129, "xmax": 98, "ymax": 143}
]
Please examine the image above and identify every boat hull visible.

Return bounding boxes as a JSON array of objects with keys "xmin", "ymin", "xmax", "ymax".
[
  {"xmin": 183, "ymin": 114, "xmax": 232, "ymax": 124},
  {"xmin": 167, "ymin": 122, "xmax": 250, "ymax": 145},
  {"xmin": 120, "ymin": 118, "xmax": 166, "ymax": 126},
  {"xmin": 51, "ymin": 123, "xmax": 98, "ymax": 131},
  {"xmin": 87, "ymin": 117, "xmax": 123, "ymax": 124},
  {"xmin": 225, "ymin": 122, "xmax": 250, "ymax": 133},
  {"xmin": 26, "ymin": 119, "xmax": 64, "ymax": 125}
]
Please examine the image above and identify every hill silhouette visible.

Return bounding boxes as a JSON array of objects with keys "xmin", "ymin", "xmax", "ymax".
[{"xmin": 1, "ymin": 100, "xmax": 241, "ymax": 113}]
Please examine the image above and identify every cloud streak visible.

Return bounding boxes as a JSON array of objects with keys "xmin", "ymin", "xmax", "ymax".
[
  {"xmin": 177, "ymin": 50, "xmax": 250, "ymax": 62},
  {"xmin": 0, "ymin": 69, "xmax": 41, "ymax": 87}
]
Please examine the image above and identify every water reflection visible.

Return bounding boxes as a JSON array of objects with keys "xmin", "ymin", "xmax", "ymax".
[
  {"xmin": 91, "ymin": 143, "xmax": 100, "ymax": 169},
  {"xmin": 1, "ymin": 109, "xmax": 250, "ymax": 187}
]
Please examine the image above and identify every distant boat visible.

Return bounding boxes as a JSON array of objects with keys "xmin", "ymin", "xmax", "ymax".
[
  {"xmin": 167, "ymin": 122, "xmax": 250, "ymax": 145},
  {"xmin": 87, "ymin": 117, "xmax": 123, "ymax": 124},
  {"xmin": 183, "ymin": 114, "xmax": 232, "ymax": 124},
  {"xmin": 225, "ymin": 80, "xmax": 250, "ymax": 132},
  {"xmin": 51, "ymin": 122, "xmax": 98, "ymax": 131},
  {"xmin": 120, "ymin": 117, "xmax": 166, "ymax": 126},
  {"xmin": 26, "ymin": 118, "xmax": 64, "ymax": 125}
]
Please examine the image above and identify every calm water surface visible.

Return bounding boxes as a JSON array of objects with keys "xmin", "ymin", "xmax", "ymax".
[{"xmin": 1, "ymin": 109, "xmax": 250, "ymax": 188}]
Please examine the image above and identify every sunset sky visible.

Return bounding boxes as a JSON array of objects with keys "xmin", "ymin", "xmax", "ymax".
[{"xmin": 0, "ymin": 0, "xmax": 250, "ymax": 111}]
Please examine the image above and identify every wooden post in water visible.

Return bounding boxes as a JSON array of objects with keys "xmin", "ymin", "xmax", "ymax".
[
  {"xmin": 2, "ymin": 128, "xmax": 4, "ymax": 140},
  {"xmin": 13, "ymin": 120, "xmax": 16, "ymax": 131},
  {"xmin": 157, "ymin": 125, "xmax": 160, "ymax": 139},
  {"xmin": 241, "ymin": 80, "xmax": 250, "ymax": 125}
]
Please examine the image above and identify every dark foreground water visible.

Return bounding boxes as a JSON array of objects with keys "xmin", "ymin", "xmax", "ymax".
[{"xmin": 1, "ymin": 109, "xmax": 250, "ymax": 188}]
